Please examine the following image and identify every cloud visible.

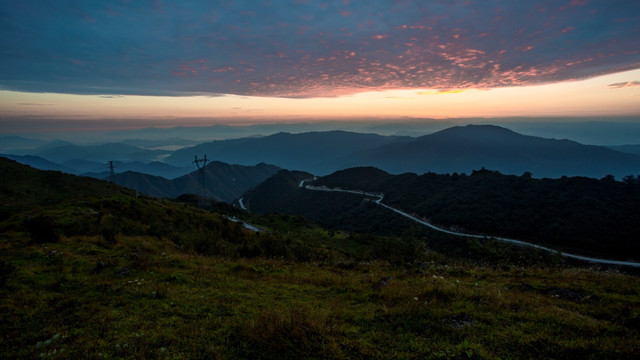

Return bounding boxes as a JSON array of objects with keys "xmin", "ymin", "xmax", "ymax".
[
  {"xmin": 608, "ymin": 81, "xmax": 640, "ymax": 89},
  {"xmin": 416, "ymin": 90, "xmax": 467, "ymax": 96},
  {"xmin": 1, "ymin": 0, "xmax": 639, "ymax": 98}
]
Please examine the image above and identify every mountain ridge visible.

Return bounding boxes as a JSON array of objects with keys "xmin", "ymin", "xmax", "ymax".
[
  {"xmin": 112, "ymin": 161, "xmax": 281, "ymax": 202},
  {"xmin": 165, "ymin": 130, "xmax": 412, "ymax": 174},
  {"xmin": 352, "ymin": 124, "xmax": 640, "ymax": 178},
  {"xmin": 7, "ymin": 125, "xmax": 640, "ymax": 180}
]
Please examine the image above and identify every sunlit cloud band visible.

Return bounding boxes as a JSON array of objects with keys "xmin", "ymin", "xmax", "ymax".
[{"xmin": 1, "ymin": 0, "xmax": 639, "ymax": 98}]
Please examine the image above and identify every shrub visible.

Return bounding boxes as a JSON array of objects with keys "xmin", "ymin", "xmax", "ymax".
[
  {"xmin": 230, "ymin": 305, "xmax": 335, "ymax": 359},
  {"xmin": 98, "ymin": 214, "xmax": 119, "ymax": 244},
  {"xmin": 23, "ymin": 215, "xmax": 59, "ymax": 243}
]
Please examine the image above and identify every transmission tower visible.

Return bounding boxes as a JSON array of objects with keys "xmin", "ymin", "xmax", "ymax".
[
  {"xmin": 193, "ymin": 154, "xmax": 208, "ymax": 208},
  {"xmin": 108, "ymin": 160, "xmax": 116, "ymax": 183}
]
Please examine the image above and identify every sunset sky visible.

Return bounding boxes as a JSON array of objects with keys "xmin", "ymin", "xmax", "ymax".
[{"xmin": 1, "ymin": 0, "xmax": 639, "ymax": 131}]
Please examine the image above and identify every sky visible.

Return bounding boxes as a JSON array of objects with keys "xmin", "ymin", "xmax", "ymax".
[{"xmin": 1, "ymin": 0, "xmax": 639, "ymax": 131}]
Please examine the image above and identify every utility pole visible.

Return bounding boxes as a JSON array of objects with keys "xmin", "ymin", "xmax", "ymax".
[
  {"xmin": 193, "ymin": 155, "xmax": 208, "ymax": 208},
  {"xmin": 108, "ymin": 160, "xmax": 116, "ymax": 184}
]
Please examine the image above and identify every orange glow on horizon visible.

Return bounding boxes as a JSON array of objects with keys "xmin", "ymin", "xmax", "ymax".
[{"xmin": 1, "ymin": 69, "xmax": 639, "ymax": 124}]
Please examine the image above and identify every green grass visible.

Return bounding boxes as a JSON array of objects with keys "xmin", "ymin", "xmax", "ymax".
[
  {"xmin": 1, "ymin": 158, "xmax": 639, "ymax": 359},
  {"xmin": 2, "ymin": 227, "xmax": 639, "ymax": 359}
]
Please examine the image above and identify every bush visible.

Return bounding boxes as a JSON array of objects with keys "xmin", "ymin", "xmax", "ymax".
[
  {"xmin": 23, "ymin": 215, "xmax": 59, "ymax": 243},
  {"xmin": 98, "ymin": 214, "xmax": 119, "ymax": 244},
  {"xmin": 230, "ymin": 305, "xmax": 335, "ymax": 359},
  {"xmin": 192, "ymin": 233, "xmax": 224, "ymax": 256},
  {"xmin": 259, "ymin": 235, "xmax": 289, "ymax": 259}
]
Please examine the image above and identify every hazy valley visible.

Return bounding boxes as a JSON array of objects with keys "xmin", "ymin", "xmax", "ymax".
[{"xmin": 4, "ymin": 122, "xmax": 640, "ymax": 180}]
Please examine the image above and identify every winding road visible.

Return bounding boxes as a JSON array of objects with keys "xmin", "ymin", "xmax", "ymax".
[
  {"xmin": 224, "ymin": 215, "xmax": 262, "ymax": 232},
  {"xmin": 299, "ymin": 179, "xmax": 640, "ymax": 268}
]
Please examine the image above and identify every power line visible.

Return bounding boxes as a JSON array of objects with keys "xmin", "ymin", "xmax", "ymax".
[
  {"xmin": 108, "ymin": 160, "xmax": 116, "ymax": 183},
  {"xmin": 193, "ymin": 154, "xmax": 208, "ymax": 208}
]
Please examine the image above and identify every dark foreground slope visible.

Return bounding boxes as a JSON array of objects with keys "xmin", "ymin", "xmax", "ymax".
[
  {"xmin": 2, "ymin": 157, "xmax": 640, "ymax": 359},
  {"xmin": 112, "ymin": 161, "xmax": 281, "ymax": 202},
  {"xmin": 0, "ymin": 157, "xmax": 133, "ymax": 221}
]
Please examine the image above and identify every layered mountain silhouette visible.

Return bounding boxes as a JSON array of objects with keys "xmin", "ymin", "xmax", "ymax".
[
  {"xmin": 164, "ymin": 130, "xmax": 412, "ymax": 175},
  {"xmin": 609, "ymin": 144, "xmax": 640, "ymax": 156},
  {"xmin": 112, "ymin": 161, "xmax": 281, "ymax": 202},
  {"xmin": 1, "ymin": 155, "xmax": 191, "ymax": 179},
  {"xmin": 77, "ymin": 160, "xmax": 191, "ymax": 180},
  {"xmin": 166, "ymin": 126, "xmax": 640, "ymax": 178},
  {"xmin": 35, "ymin": 142, "xmax": 169, "ymax": 164},
  {"xmin": 0, "ymin": 154, "xmax": 76, "ymax": 173},
  {"xmin": 351, "ymin": 125, "xmax": 640, "ymax": 178},
  {"xmin": 6, "ymin": 125, "xmax": 640, "ymax": 180}
]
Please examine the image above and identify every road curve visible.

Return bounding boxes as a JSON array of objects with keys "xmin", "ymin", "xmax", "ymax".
[{"xmin": 301, "ymin": 182, "xmax": 640, "ymax": 268}]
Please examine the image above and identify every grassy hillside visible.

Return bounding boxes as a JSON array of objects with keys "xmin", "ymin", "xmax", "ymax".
[
  {"xmin": 1, "ymin": 157, "xmax": 640, "ymax": 359},
  {"xmin": 0, "ymin": 157, "xmax": 135, "ymax": 221}
]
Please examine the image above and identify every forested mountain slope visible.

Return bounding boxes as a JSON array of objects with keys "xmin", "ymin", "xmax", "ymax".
[
  {"xmin": 112, "ymin": 161, "xmax": 281, "ymax": 202},
  {"xmin": 246, "ymin": 166, "xmax": 640, "ymax": 261}
]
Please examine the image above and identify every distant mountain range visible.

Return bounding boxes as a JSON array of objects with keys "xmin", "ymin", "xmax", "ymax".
[
  {"xmin": 0, "ymin": 136, "xmax": 48, "ymax": 153},
  {"xmin": 34, "ymin": 142, "xmax": 170, "ymax": 163},
  {"xmin": 164, "ymin": 130, "xmax": 412, "ymax": 175},
  {"xmin": 75, "ymin": 160, "xmax": 191, "ymax": 180},
  {"xmin": 1, "ymin": 154, "xmax": 191, "ymax": 179},
  {"xmin": 609, "ymin": 144, "xmax": 640, "ymax": 156},
  {"xmin": 1, "ymin": 154, "xmax": 77, "ymax": 173},
  {"xmin": 112, "ymin": 161, "xmax": 281, "ymax": 202},
  {"xmin": 167, "ymin": 125, "xmax": 640, "ymax": 178},
  {"xmin": 350, "ymin": 125, "xmax": 640, "ymax": 178},
  {"xmin": 4, "ymin": 125, "xmax": 640, "ymax": 180}
]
